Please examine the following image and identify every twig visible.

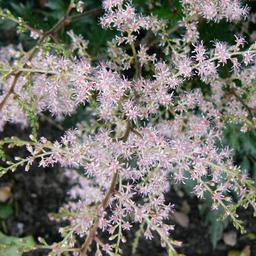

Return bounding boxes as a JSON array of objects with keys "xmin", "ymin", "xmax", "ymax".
[
  {"xmin": 131, "ymin": 40, "xmax": 141, "ymax": 80},
  {"xmin": 118, "ymin": 120, "xmax": 131, "ymax": 142},
  {"xmin": 79, "ymin": 171, "xmax": 118, "ymax": 256},
  {"xmin": 229, "ymin": 88, "xmax": 255, "ymax": 118},
  {"xmin": 130, "ymin": 127, "xmax": 143, "ymax": 138},
  {"xmin": 39, "ymin": 113, "xmax": 64, "ymax": 131},
  {"xmin": 70, "ymin": 8, "xmax": 103, "ymax": 23},
  {"xmin": 0, "ymin": 74, "xmax": 20, "ymax": 111},
  {"xmin": 79, "ymin": 120, "xmax": 132, "ymax": 255}
]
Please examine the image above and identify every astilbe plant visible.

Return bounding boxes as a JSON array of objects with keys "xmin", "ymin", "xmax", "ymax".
[{"xmin": 0, "ymin": 0, "xmax": 256, "ymax": 255}]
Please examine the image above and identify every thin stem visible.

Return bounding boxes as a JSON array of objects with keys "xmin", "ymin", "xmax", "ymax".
[
  {"xmin": 118, "ymin": 120, "xmax": 131, "ymax": 141},
  {"xmin": 70, "ymin": 8, "xmax": 103, "ymax": 23},
  {"xmin": 114, "ymin": 175, "xmax": 123, "ymax": 255},
  {"xmin": 144, "ymin": 216, "xmax": 178, "ymax": 253},
  {"xmin": 199, "ymin": 179, "xmax": 245, "ymax": 232},
  {"xmin": 0, "ymin": 74, "xmax": 20, "ymax": 111},
  {"xmin": 130, "ymin": 127, "xmax": 143, "ymax": 138},
  {"xmin": 229, "ymin": 88, "xmax": 254, "ymax": 118},
  {"xmin": 131, "ymin": 222, "xmax": 145, "ymax": 255},
  {"xmin": 130, "ymin": 39, "xmax": 141, "ymax": 80},
  {"xmin": 79, "ymin": 171, "xmax": 118, "ymax": 256},
  {"xmin": 0, "ymin": 68, "xmax": 57, "ymax": 75},
  {"xmin": 0, "ymin": 151, "xmax": 52, "ymax": 177}
]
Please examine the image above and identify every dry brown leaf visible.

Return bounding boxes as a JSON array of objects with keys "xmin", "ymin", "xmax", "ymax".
[
  {"xmin": 173, "ymin": 211, "xmax": 189, "ymax": 228},
  {"xmin": 242, "ymin": 245, "xmax": 251, "ymax": 256},
  {"xmin": 223, "ymin": 231, "xmax": 237, "ymax": 246},
  {"xmin": 0, "ymin": 186, "xmax": 12, "ymax": 202},
  {"xmin": 181, "ymin": 200, "xmax": 190, "ymax": 214}
]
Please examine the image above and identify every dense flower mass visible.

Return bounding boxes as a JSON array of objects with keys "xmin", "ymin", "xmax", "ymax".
[
  {"xmin": 181, "ymin": 0, "xmax": 249, "ymax": 21},
  {"xmin": 0, "ymin": 0, "xmax": 255, "ymax": 255}
]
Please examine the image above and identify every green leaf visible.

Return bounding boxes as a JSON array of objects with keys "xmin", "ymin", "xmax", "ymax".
[
  {"xmin": 151, "ymin": 0, "xmax": 183, "ymax": 27},
  {"xmin": 168, "ymin": 248, "xmax": 185, "ymax": 256},
  {"xmin": 181, "ymin": 172, "xmax": 197, "ymax": 195},
  {"xmin": 207, "ymin": 211, "xmax": 229, "ymax": 248},
  {"xmin": 0, "ymin": 204, "xmax": 13, "ymax": 219},
  {"xmin": 0, "ymin": 19, "xmax": 16, "ymax": 30},
  {"xmin": 199, "ymin": 192, "xmax": 229, "ymax": 248},
  {"xmin": 0, "ymin": 232, "xmax": 35, "ymax": 256},
  {"xmin": 46, "ymin": 0, "xmax": 68, "ymax": 19},
  {"xmin": 200, "ymin": 200, "xmax": 229, "ymax": 248}
]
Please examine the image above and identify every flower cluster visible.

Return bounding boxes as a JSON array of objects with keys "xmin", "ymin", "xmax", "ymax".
[
  {"xmin": 181, "ymin": 0, "xmax": 249, "ymax": 21},
  {"xmin": 0, "ymin": 0, "xmax": 255, "ymax": 255}
]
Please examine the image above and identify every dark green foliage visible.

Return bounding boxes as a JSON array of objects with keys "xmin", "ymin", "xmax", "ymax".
[
  {"xmin": 224, "ymin": 125, "xmax": 256, "ymax": 182},
  {"xmin": 0, "ymin": 203, "xmax": 13, "ymax": 220}
]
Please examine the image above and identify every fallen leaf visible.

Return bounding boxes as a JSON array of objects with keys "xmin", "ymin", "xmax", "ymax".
[
  {"xmin": 0, "ymin": 186, "xmax": 12, "ymax": 202},
  {"xmin": 180, "ymin": 200, "xmax": 190, "ymax": 214},
  {"xmin": 228, "ymin": 245, "xmax": 251, "ymax": 256},
  {"xmin": 223, "ymin": 231, "xmax": 237, "ymax": 246},
  {"xmin": 241, "ymin": 246, "xmax": 251, "ymax": 256},
  {"xmin": 173, "ymin": 211, "xmax": 189, "ymax": 228}
]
